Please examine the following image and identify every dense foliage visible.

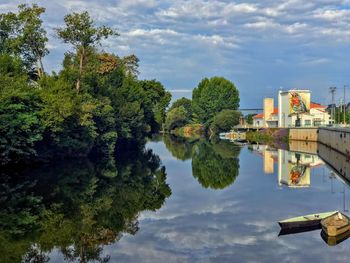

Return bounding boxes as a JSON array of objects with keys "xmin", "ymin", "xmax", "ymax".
[
  {"xmin": 192, "ymin": 77, "xmax": 240, "ymax": 125},
  {"xmin": 210, "ymin": 109, "xmax": 241, "ymax": 133},
  {"xmin": 0, "ymin": 5, "xmax": 171, "ymax": 165},
  {"xmin": 169, "ymin": 97, "xmax": 193, "ymax": 121},
  {"xmin": 165, "ymin": 106, "xmax": 188, "ymax": 131}
]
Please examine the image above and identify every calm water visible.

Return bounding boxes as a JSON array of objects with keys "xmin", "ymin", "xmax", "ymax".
[{"xmin": 1, "ymin": 136, "xmax": 350, "ymax": 262}]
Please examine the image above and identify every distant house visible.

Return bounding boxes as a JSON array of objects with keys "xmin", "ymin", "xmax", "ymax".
[{"xmin": 253, "ymin": 90, "xmax": 332, "ymax": 127}]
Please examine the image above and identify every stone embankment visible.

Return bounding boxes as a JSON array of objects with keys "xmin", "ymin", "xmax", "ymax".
[{"xmin": 289, "ymin": 127, "xmax": 350, "ymax": 157}]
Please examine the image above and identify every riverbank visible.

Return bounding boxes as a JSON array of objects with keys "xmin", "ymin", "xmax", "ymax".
[
  {"xmin": 246, "ymin": 128, "xmax": 289, "ymax": 148},
  {"xmin": 172, "ymin": 124, "xmax": 206, "ymax": 139}
]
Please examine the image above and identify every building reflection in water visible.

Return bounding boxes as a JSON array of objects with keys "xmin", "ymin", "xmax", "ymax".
[
  {"xmin": 249, "ymin": 141, "xmax": 324, "ymax": 188},
  {"xmin": 278, "ymin": 149, "xmax": 323, "ymax": 188}
]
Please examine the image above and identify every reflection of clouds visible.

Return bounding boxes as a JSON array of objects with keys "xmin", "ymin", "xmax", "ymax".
[
  {"xmin": 103, "ymin": 145, "xmax": 350, "ymax": 262},
  {"xmin": 38, "ymin": 141, "xmax": 350, "ymax": 262},
  {"xmin": 244, "ymin": 220, "xmax": 275, "ymax": 233},
  {"xmin": 140, "ymin": 200, "xmax": 241, "ymax": 221}
]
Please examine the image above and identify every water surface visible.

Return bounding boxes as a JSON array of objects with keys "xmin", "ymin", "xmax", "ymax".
[{"xmin": 1, "ymin": 136, "xmax": 350, "ymax": 262}]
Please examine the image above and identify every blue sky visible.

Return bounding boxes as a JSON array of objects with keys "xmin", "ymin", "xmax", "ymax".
[{"xmin": 1, "ymin": 0, "xmax": 350, "ymax": 107}]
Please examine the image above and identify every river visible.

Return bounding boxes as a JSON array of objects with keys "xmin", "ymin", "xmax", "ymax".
[{"xmin": 1, "ymin": 136, "xmax": 350, "ymax": 262}]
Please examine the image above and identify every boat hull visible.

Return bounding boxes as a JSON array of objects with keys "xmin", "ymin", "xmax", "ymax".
[
  {"xmin": 278, "ymin": 225, "xmax": 321, "ymax": 236},
  {"xmin": 278, "ymin": 211, "xmax": 338, "ymax": 230},
  {"xmin": 279, "ymin": 220, "xmax": 322, "ymax": 229}
]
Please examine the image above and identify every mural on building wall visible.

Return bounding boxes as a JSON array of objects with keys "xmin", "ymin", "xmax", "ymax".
[{"xmin": 289, "ymin": 92, "xmax": 309, "ymax": 115}]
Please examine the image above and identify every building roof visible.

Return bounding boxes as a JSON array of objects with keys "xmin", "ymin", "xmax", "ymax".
[
  {"xmin": 310, "ymin": 102, "xmax": 326, "ymax": 109},
  {"xmin": 253, "ymin": 113, "xmax": 264, "ymax": 119},
  {"xmin": 272, "ymin": 107, "xmax": 278, "ymax": 115},
  {"xmin": 253, "ymin": 103, "xmax": 326, "ymax": 119}
]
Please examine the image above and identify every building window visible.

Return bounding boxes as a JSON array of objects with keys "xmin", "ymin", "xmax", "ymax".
[
  {"xmin": 305, "ymin": 120, "xmax": 311, "ymax": 126},
  {"xmin": 313, "ymin": 120, "xmax": 322, "ymax": 126}
]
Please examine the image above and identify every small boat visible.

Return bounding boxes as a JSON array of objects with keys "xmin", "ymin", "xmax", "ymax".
[
  {"xmin": 321, "ymin": 229, "xmax": 350, "ymax": 246},
  {"xmin": 321, "ymin": 212, "xmax": 350, "ymax": 237},
  {"xmin": 278, "ymin": 211, "xmax": 338, "ymax": 229}
]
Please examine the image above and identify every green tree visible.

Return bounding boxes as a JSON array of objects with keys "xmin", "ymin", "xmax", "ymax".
[
  {"xmin": 169, "ymin": 97, "xmax": 192, "ymax": 121},
  {"xmin": 56, "ymin": 11, "xmax": 117, "ymax": 92},
  {"xmin": 0, "ymin": 90, "xmax": 43, "ymax": 165},
  {"xmin": 165, "ymin": 106, "xmax": 188, "ymax": 131},
  {"xmin": 140, "ymin": 80, "xmax": 171, "ymax": 132},
  {"xmin": 245, "ymin": 114, "xmax": 254, "ymax": 125},
  {"xmin": 192, "ymin": 77, "xmax": 239, "ymax": 125},
  {"xmin": 0, "ymin": 55, "xmax": 44, "ymax": 165},
  {"xmin": 211, "ymin": 109, "xmax": 241, "ymax": 133},
  {"xmin": 0, "ymin": 4, "xmax": 48, "ymax": 78}
]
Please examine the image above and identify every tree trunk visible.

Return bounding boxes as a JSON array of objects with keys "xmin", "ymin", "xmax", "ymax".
[
  {"xmin": 39, "ymin": 56, "xmax": 45, "ymax": 77},
  {"xmin": 76, "ymin": 47, "xmax": 85, "ymax": 93},
  {"xmin": 36, "ymin": 61, "xmax": 42, "ymax": 79}
]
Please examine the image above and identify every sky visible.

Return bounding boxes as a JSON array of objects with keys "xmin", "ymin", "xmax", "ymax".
[{"xmin": 1, "ymin": 0, "xmax": 350, "ymax": 107}]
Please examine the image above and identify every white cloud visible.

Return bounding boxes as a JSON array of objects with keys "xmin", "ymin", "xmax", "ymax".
[
  {"xmin": 313, "ymin": 8, "xmax": 350, "ymax": 21},
  {"xmin": 169, "ymin": 89, "xmax": 193, "ymax": 93},
  {"xmin": 2, "ymin": 0, "xmax": 350, "ymax": 106}
]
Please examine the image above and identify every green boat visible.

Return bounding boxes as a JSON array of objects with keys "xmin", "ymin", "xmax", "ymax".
[{"xmin": 278, "ymin": 211, "xmax": 338, "ymax": 229}]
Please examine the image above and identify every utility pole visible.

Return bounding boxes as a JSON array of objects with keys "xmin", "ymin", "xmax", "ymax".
[
  {"xmin": 344, "ymin": 85, "xmax": 349, "ymax": 125},
  {"xmin": 330, "ymin": 87, "xmax": 336, "ymax": 124}
]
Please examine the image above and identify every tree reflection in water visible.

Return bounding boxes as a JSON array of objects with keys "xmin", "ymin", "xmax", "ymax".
[
  {"xmin": 0, "ymin": 145, "xmax": 171, "ymax": 263},
  {"xmin": 162, "ymin": 135, "xmax": 195, "ymax": 161},
  {"xmin": 163, "ymin": 135, "xmax": 241, "ymax": 190},
  {"xmin": 192, "ymin": 140, "xmax": 241, "ymax": 189}
]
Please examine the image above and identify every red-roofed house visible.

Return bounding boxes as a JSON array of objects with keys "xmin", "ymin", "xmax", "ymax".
[{"xmin": 253, "ymin": 90, "xmax": 332, "ymax": 127}]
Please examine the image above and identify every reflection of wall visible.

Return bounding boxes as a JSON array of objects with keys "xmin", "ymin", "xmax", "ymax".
[
  {"xmin": 318, "ymin": 143, "xmax": 350, "ymax": 182},
  {"xmin": 264, "ymin": 151, "xmax": 274, "ymax": 174},
  {"xmin": 319, "ymin": 127, "xmax": 350, "ymax": 157},
  {"xmin": 289, "ymin": 140, "xmax": 318, "ymax": 155}
]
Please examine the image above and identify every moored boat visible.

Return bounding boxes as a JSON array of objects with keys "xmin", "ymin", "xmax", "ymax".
[
  {"xmin": 278, "ymin": 211, "xmax": 338, "ymax": 229},
  {"xmin": 321, "ymin": 212, "xmax": 350, "ymax": 237}
]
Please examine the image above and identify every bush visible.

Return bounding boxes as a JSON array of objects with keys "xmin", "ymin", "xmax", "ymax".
[
  {"xmin": 211, "ymin": 109, "xmax": 241, "ymax": 133},
  {"xmin": 165, "ymin": 106, "xmax": 188, "ymax": 131}
]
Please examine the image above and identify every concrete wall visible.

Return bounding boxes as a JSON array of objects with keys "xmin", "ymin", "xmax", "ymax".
[
  {"xmin": 318, "ymin": 127, "xmax": 350, "ymax": 156},
  {"xmin": 289, "ymin": 127, "xmax": 318, "ymax": 142}
]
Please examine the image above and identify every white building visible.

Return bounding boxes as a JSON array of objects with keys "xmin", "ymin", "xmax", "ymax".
[{"xmin": 253, "ymin": 90, "xmax": 331, "ymax": 127}]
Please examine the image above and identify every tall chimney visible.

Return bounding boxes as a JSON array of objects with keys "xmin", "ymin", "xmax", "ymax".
[{"xmin": 264, "ymin": 98, "xmax": 274, "ymax": 126}]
